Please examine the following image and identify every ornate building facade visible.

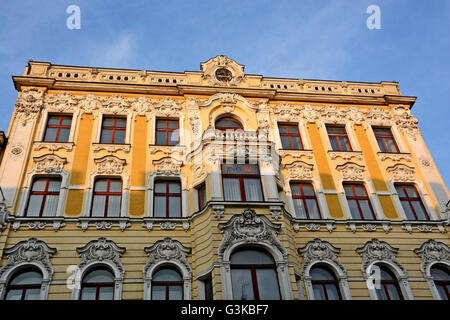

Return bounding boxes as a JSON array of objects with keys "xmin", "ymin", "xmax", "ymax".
[{"xmin": 0, "ymin": 56, "xmax": 448, "ymax": 300}]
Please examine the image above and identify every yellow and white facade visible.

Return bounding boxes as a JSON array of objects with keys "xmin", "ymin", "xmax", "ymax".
[{"xmin": 0, "ymin": 55, "xmax": 448, "ymax": 300}]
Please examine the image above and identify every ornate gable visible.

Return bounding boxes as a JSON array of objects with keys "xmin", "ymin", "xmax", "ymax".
[
  {"xmin": 34, "ymin": 154, "xmax": 67, "ymax": 173},
  {"xmin": 414, "ymin": 239, "xmax": 450, "ymax": 274},
  {"xmin": 336, "ymin": 162, "xmax": 365, "ymax": 181},
  {"xmin": 298, "ymin": 238, "xmax": 347, "ymax": 276},
  {"xmin": 94, "ymin": 155, "xmax": 126, "ymax": 174},
  {"xmin": 201, "ymin": 55, "xmax": 245, "ymax": 86},
  {"xmin": 387, "ymin": 163, "xmax": 415, "ymax": 182}
]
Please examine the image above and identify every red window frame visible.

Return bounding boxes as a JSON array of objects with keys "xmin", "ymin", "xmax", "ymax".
[
  {"xmin": 215, "ymin": 117, "xmax": 243, "ymax": 131},
  {"xmin": 290, "ymin": 182, "xmax": 322, "ymax": 219},
  {"xmin": 5, "ymin": 269, "xmax": 42, "ymax": 300},
  {"xmin": 230, "ymin": 250, "xmax": 281, "ymax": 300},
  {"xmin": 25, "ymin": 177, "xmax": 61, "ymax": 217},
  {"xmin": 80, "ymin": 268, "xmax": 115, "ymax": 300},
  {"xmin": 278, "ymin": 123, "xmax": 303, "ymax": 150},
  {"xmin": 377, "ymin": 266, "xmax": 404, "ymax": 300},
  {"xmin": 155, "ymin": 118, "xmax": 179, "ymax": 146},
  {"xmin": 373, "ymin": 127, "xmax": 399, "ymax": 153},
  {"xmin": 395, "ymin": 184, "xmax": 429, "ymax": 221},
  {"xmin": 91, "ymin": 178, "xmax": 122, "ymax": 218},
  {"xmin": 344, "ymin": 183, "xmax": 376, "ymax": 220},
  {"xmin": 310, "ymin": 266, "xmax": 342, "ymax": 300},
  {"xmin": 100, "ymin": 117, "xmax": 126, "ymax": 144},
  {"xmin": 221, "ymin": 164, "xmax": 265, "ymax": 202},
  {"xmin": 196, "ymin": 183, "xmax": 206, "ymax": 210},
  {"xmin": 326, "ymin": 126, "xmax": 352, "ymax": 151},
  {"xmin": 44, "ymin": 115, "xmax": 72, "ymax": 142},
  {"xmin": 154, "ymin": 180, "xmax": 182, "ymax": 218}
]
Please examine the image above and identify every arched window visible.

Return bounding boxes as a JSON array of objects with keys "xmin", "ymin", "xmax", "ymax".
[
  {"xmin": 310, "ymin": 265, "xmax": 342, "ymax": 300},
  {"xmin": 375, "ymin": 265, "xmax": 404, "ymax": 300},
  {"xmin": 430, "ymin": 265, "xmax": 449, "ymax": 300},
  {"xmin": 154, "ymin": 180, "xmax": 182, "ymax": 217},
  {"xmin": 151, "ymin": 267, "xmax": 183, "ymax": 300},
  {"xmin": 215, "ymin": 117, "xmax": 243, "ymax": 131},
  {"xmin": 25, "ymin": 177, "xmax": 62, "ymax": 217},
  {"xmin": 230, "ymin": 248, "xmax": 281, "ymax": 300},
  {"xmin": 5, "ymin": 268, "xmax": 43, "ymax": 300},
  {"xmin": 80, "ymin": 268, "xmax": 115, "ymax": 300},
  {"xmin": 91, "ymin": 178, "xmax": 122, "ymax": 217}
]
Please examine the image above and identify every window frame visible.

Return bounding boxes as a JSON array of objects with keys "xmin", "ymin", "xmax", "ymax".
[
  {"xmin": 196, "ymin": 182, "xmax": 206, "ymax": 210},
  {"xmin": 278, "ymin": 123, "xmax": 304, "ymax": 150},
  {"xmin": 326, "ymin": 125, "xmax": 353, "ymax": 151},
  {"xmin": 376, "ymin": 265, "xmax": 405, "ymax": 301},
  {"xmin": 43, "ymin": 114, "xmax": 72, "ymax": 143},
  {"xmin": 153, "ymin": 180, "xmax": 182, "ymax": 218},
  {"xmin": 215, "ymin": 116, "xmax": 243, "ymax": 131},
  {"xmin": 151, "ymin": 267, "xmax": 184, "ymax": 300},
  {"xmin": 310, "ymin": 265, "xmax": 343, "ymax": 300},
  {"xmin": 4, "ymin": 268, "xmax": 43, "ymax": 301},
  {"xmin": 155, "ymin": 118, "xmax": 180, "ymax": 146},
  {"xmin": 80, "ymin": 268, "xmax": 115, "ymax": 300},
  {"xmin": 395, "ymin": 184, "xmax": 429, "ymax": 221},
  {"xmin": 372, "ymin": 127, "xmax": 400, "ymax": 153},
  {"xmin": 25, "ymin": 177, "xmax": 62, "ymax": 218},
  {"xmin": 100, "ymin": 116, "xmax": 127, "ymax": 145},
  {"xmin": 430, "ymin": 265, "xmax": 450, "ymax": 300},
  {"xmin": 90, "ymin": 178, "xmax": 123, "ymax": 218},
  {"xmin": 221, "ymin": 164, "xmax": 265, "ymax": 202},
  {"xmin": 290, "ymin": 181, "xmax": 322, "ymax": 219},
  {"xmin": 343, "ymin": 183, "xmax": 376, "ymax": 220}
]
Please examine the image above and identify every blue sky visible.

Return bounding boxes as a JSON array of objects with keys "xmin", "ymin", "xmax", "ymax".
[{"xmin": 0, "ymin": 0, "xmax": 448, "ymax": 186}]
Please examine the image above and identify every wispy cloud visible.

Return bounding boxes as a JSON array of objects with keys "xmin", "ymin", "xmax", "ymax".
[{"xmin": 85, "ymin": 33, "xmax": 136, "ymax": 68}]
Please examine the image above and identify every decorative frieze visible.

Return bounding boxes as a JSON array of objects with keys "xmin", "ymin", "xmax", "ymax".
[
  {"xmin": 292, "ymin": 221, "xmax": 336, "ymax": 232},
  {"xmin": 336, "ymin": 162, "xmax": 365, "ymax": 181},
  {"xmin": 278, "ymin": 149, "xmax": 313, "ymax": 159},
  {"xmin": 387, "ymin": 163, "xmax": 415, "ymax": 182},
  {"xmin": 12, "ymin": 218, "xmax": 65, "ymax": 231},
  {"xmin": 328, "ymin": 151, "xmax": 363, "ymax": 161},
  {"xmin": 102, "ymin": 94, "xmax": 130, "ymax": 114},
  {"xmin": 131, "ymin": 96, "xmax": 151, "ymax": 116},
  {"xmin": 346, "ymin": 221, "xmax": 392, "ymax": 233},
  {"xmin": 92, "ymin": 143, "xmax": 131, "ymax": 153},
  {"xmin": 94, "ymin": 155, "xmax": 126, "ymax": 175},
  {"xmin": 284, "ymin": 160, "xmax": 314, "ymax": 181},
  {"xmin": 142, "ymin": 219, "xmax": 190, "ymax": 231},
  {"xmin": 77, "ymin": 218, "xmax": 131, "ymax": 231},
  {"xmin": 152, "ymin": 97, "xmax": 182, "ymax": 117},
  {"xmin": 34, "ymin": 154, "xmax": 67, "ymax": 174},
  {"xmin": 79, "ymin": 94, "xmax": 101, "ymax": 115},
  {"xmin": 34, "ymin": 142, "xmax": 74, "ymax": 152},
  {"xmin": 377, "ymin": 152, "xmax": 411, "ymax": 162},
  {"xmin": 152, "ymin": 157, "xmax": 182, "ymax": 175},
  {"xmin": 45, "ymin": 92, "xmax": 78, "ymax": 112},
  {"xmin": 14, "ymin": 87, "xmax": 44, "ymax": 121},
  {"xmin": 393, "ymin": 105, "xmax": 419, "ymax": 138}
]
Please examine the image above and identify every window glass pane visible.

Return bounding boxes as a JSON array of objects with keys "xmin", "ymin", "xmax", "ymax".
[
  {"xmin": 169, "ymin": 197, "xmax": 181, "ymax": 217},
  {"xmin": 436, "ymin": 285, "xmax": 449, "ymax": 300},
  {"xmin": 113, "ymin": 129, "xmax": 125, "ymax": 144},
  {"xmin": 153, "ymin": 268, "xmax": 182, "ymax": 281},
  {"xmin": 405, "ymin": 186, "xmax": 418, "ymax": 197},
  {"xmin": 94, "ymin": 179, "xmax": 108, "ymax": 192},
  {"xmin": 306, "ymin": 199, "xmax": 321, "ymax": 219},
  {"xmin": 256, "ymin": 269, "xmax": 280, "ymax": 300},
  {"xmin": 32, "ymin": 179, "xmax": 47, "ymax": 191},
  {"xmin": 244, "ymin": 178, "xmax": 263, "ymax": 201},
  {"xmin": 91, "ymin": 195, "xmax": 106, "ymax": 217},
  {"xmin": 168, "ymin": 182, "xmax": 181, "ymax": 194},
  {"xmin": 386, "ymin": 138, "xmax": 398, "ymax": 153},
  {"xmin": 216, "ymin": 118, "xmax": 242, "ymax": 129},
  {"xmin": 327, "ymin": 127, "xmax": 345, "ymax": 134},
  {"xmin": 412, "ymin": 201, "xmax": 428, "ymax": 220},
  {"xmin": 431, "ymin": 267, "xmax": 450, "ymax": 281},
  {"xmin": 374, "ymin": 128, "xmax": 391, "ymax": 136},
  {"xmin": 293, "ymin": 198, "xmax": 307, "ymax": 219},
  {"xmin": 376, "ymin": 288, "xmax": 388, "ymax": 300},
  {"xmin": 42, "ymin": 195, "xmax": 59, "ymax": 217},
  {"xmin": 376, "ymin": 137, "xmax": 387, "ymax": 152},
  {"xmin": 61, "ymin": 117, "xmax": 72, "ymax": 126},
  {"xmin": 197, "ymin": 184, "xmax": 206, "ymax": 209},
  {"xmin": 100, "ymin": 129, "xmax": 113, "ymax": 143},
  {"xmin": 290, "ymin": 183, "xmax": 301, "ymax": 196},
  {"xmin": 102, "ymin": 118, "xmax": 115, "ymax": 127},
  {"xmin": 302, "ymin": 184, "xmax": 314, "ymax": 196},
  {"xmin": 83, "ymin": 269, "xmax": 114, "ymax": 283},
  {"xmin": 313, "ymin": 285, "xmax": 325, "ymax": 300},
  {"xmin": 329, "ymin": 136, "xmax": 340, "ymax": 151},
  {"xmin": 26, "ymin": 195, "xmax": 43, "ymax": 217},
  {"xmin": 353, "ymin": 185, "xmax": 366, "ymax": 197},
  {"xmin": 231, "ymin": 269, "xmax": 254, "ymax": 300},
  {"xmin": 44, "ymin": 127, "xmax": 58, "ymax": 142},
  {"xmin": 57, "ymin": 128, "xmax": 70, "ymax": 142},
  {"xmin": 156, "ymin": 120, "xmax": 166, "ymax": 129},
  {"xmin": 98, "ymin": 286, "xmax": 114, "ymax": 300},
  {"xmin": 343, "ymin": 184, "xmax": 354, "ymax": 196},
  {"xmin": 310, "ymin": 267, "xmax": 335, "ymax": 281},
  {"xmin": 168, "ymin": 131, "xmax": 179, "ymax": 145},
  {"xmin": 168, "ymin": 120, "xmax": 179, "ymax": 129},
  {"xmin": 231, "ymin": 249, "xmax": 273, "ymax": 265},
  {"xmin": 280, "ymin": 136, "xmax": 291, "ymax": 149},
  {"xmin": 169, "ymin": 286, "xmax": 183, "ymax": 300},
  {"xmin": 107, "ymin": 195, "xmax": 121, "ymax": 217},
  {"xmin": 380, "ymin": 268, "xmax": 395, "ymax": 280},
  {"xmin": 400, "ymin": 201, "xmax": 415, "ymax": 220},
  {"xmin": 347, "ymin": 199, "xmax": 361, "ymax": 219},
  {"xmin": 115, "ymin": 118, "xmax": 127, "ymax": 128},
  {"xmin": 278, "ymin": 125, "xmax": 288, "ymax": 133},
  {"xmin": 48, "ymin": 179, "xmax": 62, "ymax": 192},
  {"xmin": 204, "ymin": 277, "xmax": 213, "ymax": 300},
  {"xmin": 325, "ymin": 284, "xmax": 340, "ymax": 300},
  {"xmin": 10, "ymin": 271, "xmax": 42, "ymax": 285},
  {"xmin": 288, "ymin": 125, "xmax": 299, "ymax": 134},
  {"xmin": 386, "ymin": 284, "xmax": 401, "ymax": 300},
  {"xmin": 108, "ymin": 180, "xmax": 122, "ymax": 192},
  {"xmin": 156, "ymin": 131, "xmax": 167, "ymax": 145},
  {"xmin": 47, "ymin": 116, "xmax": 60, "ymax": 125},
  {"xmin": 5, "ymin": 289, "xmax": 22, "ymax": 300},
  {"xmin": 80, "ymin": 287, "xmax": 96, "ymax": 300},
  {"xmin": 338, "ymin": 136, "xmax": 351, "ymax": 151},
  {"xmin": 359, "ymin": 200, "xmax": 374, "ymax": 220},
  {"xmin": 24, "ymin": 288, "xmax": 41, "ymax": 300},
  {"xmin": 291, "ymin": 136, "xmax": 302, "ymax": 150},
  {"xmin": 154, "ymin": 182, "xmax": 166, "ymax": 193},
  {"xmin": 223, "ymin": 178, "xmax": 241, "ymax": 201},
  {"xmin": 152, "ymin": 285, "xmax": 166, "ymax": 300},
  {"xmin": 154, "ymin": 196, "xmax": 166, "ymax": 217},
  {"xmin": 395, "ymin": 185, "xmax": 407, "ymax": 197}
]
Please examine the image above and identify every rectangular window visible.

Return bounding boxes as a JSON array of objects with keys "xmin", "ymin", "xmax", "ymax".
[
  {"xmin": 327, "ymin": 126, "xmax": 352, "ymax": 151},
  {"xmin": 221, "ymin": 164, "xmax": 264, "ymax": 202},
  {"xmin": 290, "ymin": 182, "xmax": 322, "ymax": 219},
  {"xmin": 43, "ymin": 115, "xmax": 72, "ymax": 142},
  {"xmin": 100, "ymin": 117, "xmax": 126, "ymax": 144},
  {"xmin": 196, "ymin": 183, "xmax": 206, "ymax": 210},
  {"xmin": 278, "ymin": 123, "xmax": 303, "ymax": 150},
  {"xmin": 373, "ymin": 127, "xmax": 399, "ymax": 153},
  {"xmin": 25, "ymin": 177, "xmax": 61, "ymax": 217},
  {"xmin": 154, "ymin": 180, "xmax": 182, "ymax": 217},
  {"xmin": 156, "ymin": 119, "xmax": 179, "ymax": 146},
  {"xmin": 91, "ymin": 178, "xmax": 122, "ymax": 217},
  {"xmin": 344, "ymin": 183, "xmax": 376, "ymax": 220},
  {"xmin": 204, "ymin": 275, "xmax": 214, "ymax": 300},
  {"xmin": 395, "ymin": 184, "xmax": 429, "ymax": 221}
]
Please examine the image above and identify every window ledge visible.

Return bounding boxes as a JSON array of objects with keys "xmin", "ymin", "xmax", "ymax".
[
  {"xmin": 142, "ymin": 217, "xmax": 190, "ymax": 231},
  {"xmin": 278, "ymin": 149, "xmax": 313, "ymax": 159},
  {"xmin": 11, "ymin": 217, "xmax": 66, "ymax": 231},
  {"xmin": 34, "ymin": 141, "xmax": 74, "ymax": 151},
  {"xmin": 328, "ymin": 150, "xmax": 363, "ymax": 160},
  {"xmin": 149, "ymin": 144, "xmax": 186, "ymax": 154},
  {"xmin": 92, "ymin": 143, "xmax": 131, "ymax": 153},
  {"xmin": 377, "ymin": 152, "xmax": 411, "ymax": 162},
  {"xmin": 77, "ymin": 217, "xmax": 131, "ymax": 231}
]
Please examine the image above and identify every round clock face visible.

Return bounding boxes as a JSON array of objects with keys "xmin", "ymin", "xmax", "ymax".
[{"xmin": 215, "ymin": 68, "xmax": 233, "ymax": 82}]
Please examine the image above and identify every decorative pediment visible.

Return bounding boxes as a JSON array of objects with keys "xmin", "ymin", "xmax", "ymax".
[
  {"xmin": 201, "ymin": 55, "xmax": 245, "ymax": 86},
  {"xmin": 218, "ymin": 209, "xmax": 286, "ymax": 260},
  {"xmin": 45, "ymin": 92, "xmax": 78, "ymax": 112},
  {"xmin": 143, "ymin": 237, "xmax": 192, "ymax": 276},
  {"xmin": 79, "ymin": 94, "xmax": 102, "ymax": 114},
  {"xmin": 152, "ymin": 97, "xmax": 182, "ymax": 117},
  {"xmin": 284, "ymin": 161, "xmax": 314, "ymax": 181},
  {"xmin": 15, "ymin": 87, "xmax": 44, "ymax": 120},
  {"xmin": 414, "ymin": 239, "xmax": 450, "ymax": 274},
  {"xmin": 153, "ymin": 157, "xmax": 182, "ymax": 175},
  {"xmin": 298, "ymin": 238, "xmax": 346, "ymax": 276},
  {"xmin": 356, "ymin": 238, "xmax": 406, "ymax": 276},
  {"xmin": 102, "ymin": 94, "xmax": 130, "ymax": 114},
  {"xmin": 336, "ymin": 162, "xmax": 365, "ymax": 181},
  {"xmin": 76, "ymin": 237, "xmax": 126, "ymax": 277},
  {"xmin": 94, "ymin": 155, "xmax": 126, "ymax": 174},
  {"xmin": 34, "ymin": 154, "xmax": 67, "ymax": 173},
  {"xmin": 0, "ymin": 238, "xmax": 57, "ymax": 278},
  {"xmin": 387, "ymin": 163, "xmax": 415, "ymax": 182}
]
